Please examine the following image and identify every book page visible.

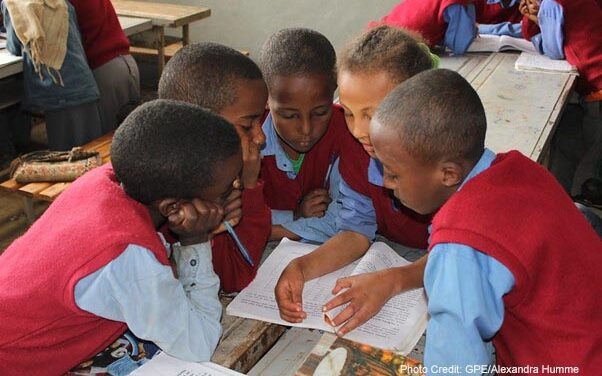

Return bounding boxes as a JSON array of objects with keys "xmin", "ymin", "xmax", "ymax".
[
  {"xmin": 0, "ymin": 49, "xmax": 21, "ymax": 68},
  {"xmin": 226, "ymin": 238, "xmax": 357, "ymax": 331},
  {"xmin": 227, "ymin": 239, "xmax": 427, "ymax": 354},
  {"xmin": 468, "ymin": 34, "xmax": 538, "ymax": 54},
  {"xmin": 130, "ymin": 352, "xmax": 244, "ymax": 376},
  {"xmin": 515, "ymin": 52, "xmax": 577, "ymax": 73},
  {"xmin": 326, "ymin": 243, "xmax": 428, "ymax": 353},
  {"xmin": 499, "ymin": 35, "xmax": 538, "ymax": 54}
]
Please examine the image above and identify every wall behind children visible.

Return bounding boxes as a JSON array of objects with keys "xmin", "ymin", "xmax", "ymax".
[{"xmin": 143, "ymin": 0, "xmax": 400, "ymax": 57}]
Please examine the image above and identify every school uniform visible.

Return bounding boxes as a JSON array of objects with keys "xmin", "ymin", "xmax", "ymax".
[
  {"xmin": 368, "ymin": 0, "xmax": 477, "ymax": 55},
  {"xmin": 338, "ymin": 131, "xmax": 431, "ymax": 249},
  {"xmin": 260, "ymin": 105, "xmax": 346, "ymax": 243},
  {"xmin": 476, "ymin": 0, "xmax": 523, "ymax": 38},
  {"xmin": 425, "ymin": 148, "xmax": 602, "ymax": 372},
  {"xmin": 533, "ymin": 0, "xmax": 602, "ymax": 193},
  {"xmin": 69, "ymin": 0, "xmax": 140, "ymax": 133},
  {"xmin": 0, "ymin": 164, "xmax": 222, "ymax": 375}
]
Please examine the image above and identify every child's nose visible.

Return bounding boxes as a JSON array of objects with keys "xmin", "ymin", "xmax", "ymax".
[{"xmin": 252, "ymin": 126, "xmax": 266, "ymax": 146}]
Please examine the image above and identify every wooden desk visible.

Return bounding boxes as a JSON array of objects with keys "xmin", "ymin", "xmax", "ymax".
[
  {"xmin": 440, "ymin": 52, "xmax": 576, "ymax": 162},
  {"xmin": 118, "ymin": 15, "xmax": 152, "ymax": 37},
  {"xmin": 111, "ymin": 0, "xmax": 211, "ymax": 73},
  {"xmin": 0, "ymin": 49, "xmax": 23, "ymax": 80}
]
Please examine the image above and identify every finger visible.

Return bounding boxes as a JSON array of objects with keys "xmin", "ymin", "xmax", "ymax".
[
  {"xmin": 336, "ymin": 314, "xmax": 365, "ymax": 337},
  {"xmin": 323, "ymin": 289, "xmax": 353, "ymax": 312},
  {"xmin": 223, "ymin": 197, "xmax": 242, "ymax": 216},
  {"xmin": 331, "ymin": 278, "xmax": 353, "ymax": 295},
  {"xmin": 330, "ymin": 304, "xmax": 356, "ymax": 327},
  {"xmin": 224, "ymin": 212, "xmax": 241, "ymax": 227}
]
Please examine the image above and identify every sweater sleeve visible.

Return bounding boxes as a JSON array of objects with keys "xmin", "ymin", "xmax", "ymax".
[{"xmin": 211, "ymin": 180, "xmax": 271, "ymax": 292}]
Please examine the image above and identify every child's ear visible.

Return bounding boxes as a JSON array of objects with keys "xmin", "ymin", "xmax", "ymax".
[
  {"xmin": 156, "ymin": 198, "xmax": 181, "ymax": 218},
  {"xmin": 440, "ymin": 161, "xmax": 464, "ymax": 187}
]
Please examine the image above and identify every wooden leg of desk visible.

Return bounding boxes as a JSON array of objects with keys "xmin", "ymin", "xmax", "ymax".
[
  {"xmin": 155, "ymin": 26, "xmax": 166, "ymax": 76},
  {"xmin": 183, "ymin": 24, "xmax": 190, "ymax": 46},
  {"xmin": 22, "ymin": 196, "xmax": 34, "ymax": 224}
]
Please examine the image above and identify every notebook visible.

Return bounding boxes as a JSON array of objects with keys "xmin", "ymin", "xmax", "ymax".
[
  {"xmin": 468, "ymin": 34, "xmax": 538, "ymax": 54},
  {"xmin": 130, "ymin": 352, "xmax": 244, "ymax": 376},
  {"xmin": 514, "ymin": 52, "xmax": 578, "ymax": 74},
  {"xmin": 227, "ymin": 239, "xmax": 428, "ymax": 354}
]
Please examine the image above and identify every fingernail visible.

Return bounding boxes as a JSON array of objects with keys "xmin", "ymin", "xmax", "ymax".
[{"xmin": 322, "ymin": 306, "xmax": 327, "ymax": 312}]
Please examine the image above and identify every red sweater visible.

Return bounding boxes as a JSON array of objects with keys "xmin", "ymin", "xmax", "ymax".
[
  {"xmin": 556, "ymin": 0, "xmax": 602, "ymax": 95},
  {"xmin": 69, "ymin": 0, "xmax": 130, "ymax": 70},
  {"xmin": 339, "ymin": 132, "xmax": 430, "ymax": 249},
  {"xmin": 261, "ymin": 105, "xmax": 348, "ymax": 210},
  {"xmin": 0, "ymin": 164, "xmax": 169, "ymax": 376},
  {"xmin": 429, "ymin": 151, "xmax": 602, "ymax": 372},
  {"xmin": 474, "ymin": 0, "xmax": 522, "ymax": 24},
  {"xmin": 211, "ymin": 181, "xmax": 271, "ymax": 293},
  {"xmin": 368, "ymin": 0, "xmax": 471, "ymax": 47},
  {"xmin": 521, "ymin": 17, "xmax": 541, "ymax": 41}
]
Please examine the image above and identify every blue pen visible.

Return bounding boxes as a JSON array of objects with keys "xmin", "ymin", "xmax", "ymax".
[
  {"xmin": 223, "ymin": 221, "xmax": 255, "ymax": 267},
  {"xmin": 322, "ymin": 154, "xmax": 337, "ymax": 188}
]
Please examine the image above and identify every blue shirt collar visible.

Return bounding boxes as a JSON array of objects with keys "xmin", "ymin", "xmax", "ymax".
[
  {"xmin": 368, "ymin": 158, "xmax": 385, "ymax": 187},
  {"xmin": 261, "ymin": 112, "xmax": 296, "ymax": 175},
  {"xmin": 458, "ymin": 148, "xmax": 496, "ymax": 191}
]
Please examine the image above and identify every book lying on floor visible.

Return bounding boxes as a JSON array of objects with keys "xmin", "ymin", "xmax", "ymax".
[
  {"xmin": 295, "ymin": 333, "xmax": 425, "ymax": 376},
  {"xmin": 227, "ymin": 239, "xmax": 428, "ymax": 354},
  {"xmin": 130, "ymin": 351, "xmax": 244, "ymax": 376},
  {"xmin": 514, "ymin": 52, "xmax": 578, "ymax": 74},
  {"xmin": 467, "ymin": 34, "xmax": 538, "ymax": 54}
]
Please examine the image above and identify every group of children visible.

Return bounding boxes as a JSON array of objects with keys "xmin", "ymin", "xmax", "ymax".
[{"xmin": 0, "ymin": 5, "xmax": 601, "ymax": 376}]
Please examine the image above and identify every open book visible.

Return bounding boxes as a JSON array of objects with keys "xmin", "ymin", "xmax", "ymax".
[
  {"xmin": 515, "ymin": 52, "xmax": 577, "ymax": 74},
  {"xmin": 130, "ymin": 352, "xmax": 244, "ymax": 376},
  {"xmin": 468, "ymin": 34, "xmax": 538, "ymax": 54},
  {"xmin": 227, "ymin": 239, "xmax": 428, "ymax": 354}
]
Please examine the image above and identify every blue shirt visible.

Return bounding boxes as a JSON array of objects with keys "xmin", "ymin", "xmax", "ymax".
[
  {"xmin": 531, "ymin": 0, "xmax": 565, "ymax": 60},
  {"xmin": 444, "ymin": 4, "xmax": 478, "ymax": 55},
  {"xmin": 424, "ymin": 149, "xmax": 516, "ymax": 372},
  {"xmin": 74, "ymin": 236, "xmax": 222, "ymax": 362},
  {"xmin": 336, "ymin": 158, "xmax": 384, "ymax": 241},
  {"xmin": 261, "ymin": 113, "xmax": 341, "ymax": 243},
  {"xmin": 478, "ymin": 22, "xmax": 522, "ymax": 38}
]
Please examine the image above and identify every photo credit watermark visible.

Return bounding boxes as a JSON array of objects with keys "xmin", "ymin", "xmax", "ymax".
[{"xmin": 399, "ymin": 364, "xmax": 580, "ymax": 375}]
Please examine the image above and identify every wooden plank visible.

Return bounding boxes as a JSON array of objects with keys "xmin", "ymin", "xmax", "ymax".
[
  {"xmin": 130, "ymin": 41, "xmax": 183, "ymax": 59},
  {"xmin": 0, "ymin": 49, "xmax": 23, "ymax": 79},
  {"xmin": 118, "ymin": 16, "xmax": 152, "ymax": 37},
  {"xmin": 212, "ymin": 297, "xmax": 287, "ymax": 373},
  {"xmin": 18, "ymin": 182, "xmax": 52, "ymax": 198},
  {"xmin": 470, "ymin": 52, "xmax": 576, "ymax": 161},
  {"xmin": 111, "ymin": 1, "xmax": 211, "ymax": 28},
  {"xmin": 38, "ymin": 182, "xmax": 71, "ymax": 202},
  {"xmin": 0, "ymin": 178, "xmax": 22, "ymax": 193},
  {"xmin": 439, "ymin": 53, "xmax": 490, "ymax": 81}
]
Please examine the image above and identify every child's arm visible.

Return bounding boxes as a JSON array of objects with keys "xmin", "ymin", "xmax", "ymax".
[
  {"xmin": 321, "ymin": 255, "xmax": 427, "ymax": 336},
  {"xmin": 211, "ymin": 181, "xmax": 272, "ymax": 293},
  {"xmin": 443, "ymin": 4, "xmax": 478, "ymax": 55},
  {"xmin": 530, "ymin": 0, "xmax": 565, "ymax": 59},
  {"xmin": 478, "ymin": 22, "xmax": 523, "ymax": 38},
  {"xmin": 423, "ymin": 243, "xmax": 514, "ymax": 370},
  {"xmin": 274, "ymin": 176, "xmax": 375, "ymax": 322},
  {"xmin": 74, "ymin": 242, "xmax": 222, "ymax": 362}
]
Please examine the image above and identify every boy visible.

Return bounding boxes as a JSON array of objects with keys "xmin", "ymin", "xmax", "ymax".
[
  {"xmin": 158, "ymin": 42, "xmax": 271, "ymax": 292},
  {"xmin": 331, "ymin": 69, "xmax": 602, "ymax": 372},
  {"xmin": 258, "ymin": 28, "xmax": 347, "ymax": 243},
  {"xmin": 0, "ymin": 100, "xmax": 242, "ymax": 374}
]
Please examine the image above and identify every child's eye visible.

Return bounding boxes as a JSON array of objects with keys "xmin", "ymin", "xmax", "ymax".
[
  {"xmin": 363, "ymin": 114, "xmax": 372, "ymax": 121},
  {"xmin": 343, "ymin": 112, "xmax": 353, "ymax": 118},
  {"xmin": 237, "ymin": 124, "xmax": 252, "ymax": 133},
  {"xmin": 279, "ymin": 113, "xmax": 298, "ymax": 120}
]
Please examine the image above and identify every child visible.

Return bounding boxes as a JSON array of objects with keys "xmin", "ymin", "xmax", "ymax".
[
  {"xmin": 158, "ymin": 42, "xmax": 271, "ymax": 292},
  {"xmin": 365, "ymin": 68, "xmax": 601, "ymax": 372},
  {"xmin": 275, "ymin": 26, "xmax": 433, "ymax": 327},
  {"xmin": 2, "ymin": 0, "xmax": 102, "ymax": 150},
  {"xmin": 258, "ymin": 28, "xmax": 348, "ymax": 243},
  {"xmin": 69, "ymin": 0, "xmax": 140, "ymax": 132},
  {"xmin": 524, "ymin": 0, "xmax": 602, "ymax": 198},
  {"xmin": 0, "ymin": 100, "xmax": 242, "ymax": 374}
]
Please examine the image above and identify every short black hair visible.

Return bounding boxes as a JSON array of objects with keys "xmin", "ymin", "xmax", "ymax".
[
  {"xmin": 374, "ymin": 69, "xmax": 486, "ymax": 164},
  {"xmin": 158, "ymin": 42, "xmax": 263, "ymax": 112},
  {"xmin": 339, "ymin": 25, "xmax": 432, "ymax": 84},
  {"xmin": 112, "ymin": 99, "xmax": 241, "ymax": 204},
  {"xmin": 259, "ymin": 28, "xmax": 336, "ymax": 89}
]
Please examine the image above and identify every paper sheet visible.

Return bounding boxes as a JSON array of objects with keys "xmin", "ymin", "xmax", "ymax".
[{"xmin": 130, "ymin": 352, "xmax": 244, "ymax": 376}]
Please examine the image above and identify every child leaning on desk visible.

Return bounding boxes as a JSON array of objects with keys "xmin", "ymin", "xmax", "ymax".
[
  {"xmin": 332, "ymin": 69, "xmax": 602, "ymax": 373},
  {"xmin": 158, "ymin": 42, "xmax": 271, "ymax": 293},
  {"xmin": 0, "ymin": 100, "xmax": 244, "ymax": 375},
  {"xmin": 258, "ymin": 28, "xmax": 349, "ymax": 244}
]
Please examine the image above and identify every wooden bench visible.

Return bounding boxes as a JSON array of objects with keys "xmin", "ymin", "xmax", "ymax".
[{"xmin": 0, "ymin": 132, "xmax": 114, "ymax": 223}]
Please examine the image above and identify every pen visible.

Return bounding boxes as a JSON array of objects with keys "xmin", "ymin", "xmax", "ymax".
[
  {"xmin": 223, "ymin": 221, "xmax": 255, "ymax": 267},
  {"xmin": 323, "ymin": 154, "xmax": 336, "ymax": 189}
]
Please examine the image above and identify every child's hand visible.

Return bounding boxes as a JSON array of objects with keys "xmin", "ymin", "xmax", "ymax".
[
  {"xmin": 294, "ymin": 189, "xmax": 332, "ymax": 219},
  {"xmin": 274, "ymin": 260, "xmax": 307, "ymax": 323},
  {"xmin": 239, "ymin": 128, "xmax": 263, "ymax": 190},
  {"xmin": 167, "ymin": 199, "xmax": 225, "ymax": 246},
  {"xmin": 525, "ymin": 0, "xmax": 540, "ymax": 24},
  {"xmin": 211, "ymin": 188, "xmax": 243, "ymax": 236},
  {"xmin": 322, "ymin": 269, "xmax": 396, "ymax": 337}
]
